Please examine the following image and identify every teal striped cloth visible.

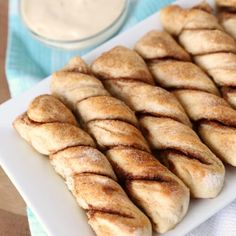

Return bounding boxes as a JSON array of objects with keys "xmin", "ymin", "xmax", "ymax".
[{"xmin": 7, "ymin": 0, "xmax": 174, "ymax": 235}]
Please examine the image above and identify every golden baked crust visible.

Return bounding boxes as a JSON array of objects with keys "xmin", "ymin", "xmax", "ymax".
[
  {"xmin": 175, "ymin": 90, "xmax": 236, "ymax": 166},
  {"xmin": 104, "ymin": 80, "xmax": 192, "ymax": 126},
  {"xmin": 140, "ymin": 116, "xmax": 225, "ymax": 198},
  {"xmin": 135, "ymin": 30, "xmax": 219, "ymax": 95},
  {"xmin": 51, "ymin": 72, "xmax": 109, "ymax": 110},
  {"xmin": 216, "ymin": 0, "xmax": 236, "ymax": 8},
  {"xmin": 51, "ymin": 58, "xmax": 190, "ymax": 233},
  {"xmin": 217, "ymin": 0, "xmax": 236, "ymax": 28},
  {"xmin": 194, "ymin": 52, "xmax": 236, "ymax": 87},
  {"xmin": 175, "ymin": 90, "xmax": 236, "ymax": 126},
  {"xmin": 160, "ymin": 4, "xmax": 236, "ymax": 109},
  {"xmin": 91, "ymin": 45, "xmax": 225, "ymax": 198},
  {"xmin": 218, "ymin": 12, "xmax": 236, "ymax": 39},
  {"xmin": 180, "ymin": 29, "xmax": 236, "ymax": 55},
  {"xmin": 135, "ymin": 30, "xmax": 190, "ymax": 61},
  {"xmin": 51, "ymin": 146, "xmax": 116, "ymax": 179},
  {"xmin": 150, "ymin": 60, "xmax": 219, "ymax": 95},
  {"xmin": 77, "ymin": 95, "xmax": 138, "ymax": 127},
  {"xmin": 91, "ymin": 46, "xmax": 155, "ymax": 85},
  {"xmin": 106, "ymin": 147, "xmax": 189, "ymax": 231},
  {"xmin": 216, "ymin": 0, "xmax": 236, "ymax": 39},
  {"xmin": 199, "ymin": 121, "xmax": 236, "ymax": 166},
  {"xmin": 160, "ymin": 5, "xmax": 222, "ymax": 36},
  {"xmin": 87, "ymin": 119, "xmax": 150, "ymax": 152},
  {"xmin": 92, "ymin": 46, "xmax": 191, "ymax": 128},
  {"xmin": 27, "ymin": 95, "xmax": 77, "ymax": 125},
  {"xmin": 222, "ymin": 87, "xmax": 236, "ymax": 107},
  {"xmin": 14, "ymin": 95, "xmax": 152, "ymax": 236},
  {"xmin": 134, "ymin": 29, "xmax": 236, "ymax": 167}
]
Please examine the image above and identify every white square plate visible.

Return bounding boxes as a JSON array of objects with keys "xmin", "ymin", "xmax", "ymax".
[{"xmin": 1, "ymin": 0, "xmax": 236, "ymax": 235}]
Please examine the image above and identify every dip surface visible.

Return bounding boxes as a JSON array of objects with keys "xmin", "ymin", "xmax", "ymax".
[{"xmin": 21, "ymin": 0, "xmax": 125, "ymax": 41}]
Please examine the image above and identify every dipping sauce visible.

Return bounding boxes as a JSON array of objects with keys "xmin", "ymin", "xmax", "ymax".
[{"xmin": 21, "ymin": 0, "xmax": 125, "ymax": 41}]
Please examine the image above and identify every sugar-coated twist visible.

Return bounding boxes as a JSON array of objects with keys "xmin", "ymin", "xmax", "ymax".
[
  {"xmin": 13, "ymin": 94, "xmax": 152, "ymax": 236},
  {"xmin": 51, "ymin": 57, "xmax": 190, "ymax": 234},
  {"xmin": 135, "ymin": 29, "xmax": 236, "ymax": 167},
  {"xmin": 91, "ymin": 46, "xmax": 225, "ymax": 198},
  {"xmin": 159, "ymin": 4, "xmax": 236, "ymax": 166},
  {"xmin": 216, "ymin": 0, "xmax": 236, "ymax": 40},
  {"xmin": 161, "ymin": 2, "xmax": 236, "ymax": 109}
]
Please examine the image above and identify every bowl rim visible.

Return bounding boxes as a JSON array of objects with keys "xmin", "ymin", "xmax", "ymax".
[{"xmin": 19, "ymin": 0, "xmax": 129, "ymax": 44}]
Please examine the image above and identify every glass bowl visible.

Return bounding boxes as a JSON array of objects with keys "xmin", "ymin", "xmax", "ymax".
[{"xmin": 20, "ymin": 0, "xmax": 129, "ymax": 50}]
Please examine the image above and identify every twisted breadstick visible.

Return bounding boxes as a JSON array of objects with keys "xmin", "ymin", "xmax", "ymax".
[
  {"xmin": 135, "ymin": 30, "xmax": 236, "ymax": 167},
  {"xmin": 91, "ymin": 46, "xmax": 225, "ymax": 199},
  {"xmin": 216, "ymin": 0, "xmax": 236, "ymax": 39},
  {"xmin": 13, "ymin": 95, "xmax": 152, "ymax": 236},
  {"xmin": 51, "ymin": 57, "xmax": 190, "ymax": 233},
  {"xmin": 160, "ymin": 3, "xmax": 236, "ymax": 109}
]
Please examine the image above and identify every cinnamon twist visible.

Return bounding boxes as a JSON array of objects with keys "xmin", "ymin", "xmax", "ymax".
[
  {"xmin": 216, "ymin": 0, "xmax": 236, "ymax": 40},
  {"xmin": 135, "ymin": 30, "xmax": 236, "ymax": 167},
  {"xmin": 91, "ymin": 46, "xmax": 225, "ymax": 199},
  {"xmin": 160, "ymin": 3, "xmax": 236, "ymax": 109},
  {"xmin": 159, "ymin": 6, "xmax": 236, "ymax": 165},
  {"xmin": 51, "ymin": 57, "xmax": 190, "ymax": 233},
  {"xmin": 13, "ymin": 95, "xmax": 152, "ymax": 236}
]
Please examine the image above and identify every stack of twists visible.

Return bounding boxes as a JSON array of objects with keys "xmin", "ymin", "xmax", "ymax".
[
  {"xmin": 51, "ymin": 57, "xmax": 190, "ymax": 233},
  {"xmin": 135, "ymin": 30, "xmax": 236, "ymax": 167},
  {"xmin": 160, "ymin": 3, "xmax": 236, "ymax": 109},
  {"xmin": 216, "ymin": 0, "xmax": 236, "ymax": 39},
  {"xmin": 13, "ymin": 95, "xmax": 152, "ymax": 236},
  {"xmin": 91, "ymin": 46, "xmax": 225, "ymax": 198}
]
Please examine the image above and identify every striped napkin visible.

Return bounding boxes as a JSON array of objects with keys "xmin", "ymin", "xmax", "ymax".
[{"xmin": 6, "ymin": 0, "xmax": 236, "ymax": 235}]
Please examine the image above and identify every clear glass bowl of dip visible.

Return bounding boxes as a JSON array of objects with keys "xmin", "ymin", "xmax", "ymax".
[{"xmin": 20, "ymin": 0, "xmax": 129, "ymax": 50}]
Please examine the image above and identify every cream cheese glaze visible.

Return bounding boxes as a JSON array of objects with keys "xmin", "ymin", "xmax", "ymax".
[{"xmin": 21, "ymin": 0, "xmax": 125, "ymax": 41}]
